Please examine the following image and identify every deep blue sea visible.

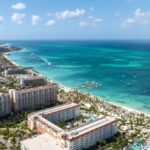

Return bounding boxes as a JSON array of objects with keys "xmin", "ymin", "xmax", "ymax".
[{"xmin": 2, "ymin": 40, "xmax": 150, "ymax": 114}]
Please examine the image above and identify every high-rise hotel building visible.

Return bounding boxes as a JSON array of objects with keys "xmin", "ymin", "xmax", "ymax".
[
  {"xmin": 0, "ymin": 84, "xmax": 58, "ymax": 117},
  {"xmin": 9, "ymin": 84, "xmax": 58, "ymax": 112},
  {"xmin": 0, "ymin": 93, "xmax": 11, "ymax": 117}
]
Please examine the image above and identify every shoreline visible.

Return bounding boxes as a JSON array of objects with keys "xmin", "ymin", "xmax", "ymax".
[
  {"xmin": 3, "ymin": 52, "xmax": 73, "ymax": 93},
  {"xmin": 85, "ymin": 91, "xmax": 150, "ymax": 117},
  {"xmin": 3, "ymin": 52, "xmax": 21, "ymax": 67},
  {"xmin": 3, "ymin": 52, "xmax": 150, "ymax": 117}
]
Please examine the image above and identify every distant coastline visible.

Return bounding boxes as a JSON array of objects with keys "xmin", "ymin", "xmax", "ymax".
[{"xmin": 3, "ymin": 51, "xmax": 150, "ymax": 117}]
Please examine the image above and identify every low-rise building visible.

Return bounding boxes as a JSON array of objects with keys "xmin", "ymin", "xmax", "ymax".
[
  {"xmin": 0, "ymin": 93, "xmax": 11, "ymax": 117},
  {"xmin": 20, "ymin": 77, "xmax": 47, "ymax": 86},
  {"xmin": 5, "ymin": 68, "xmax": 26, "ymax": 76},
  {"xmin": 23, "ymin": 103, "xmax": 117, "ymax": 150}
]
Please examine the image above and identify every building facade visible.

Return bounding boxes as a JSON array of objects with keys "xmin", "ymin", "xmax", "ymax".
[
  {"xmin": 9, "ymin": 84, "xmax": 58, "ymax": 112},
  {"xmin": 0, "ymin": 93, "xmax": 11, "ymax": 117},
  {"xmin": 62, "ymin": 117, "xmax": 117, "ymax": 150}
]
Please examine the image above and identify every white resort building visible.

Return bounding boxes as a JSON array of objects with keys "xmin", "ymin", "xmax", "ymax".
[{"xmin": 21, "ymin": 103, "xmax": 117, "ymax": 150}]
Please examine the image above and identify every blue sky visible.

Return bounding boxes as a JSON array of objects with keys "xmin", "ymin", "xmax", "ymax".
[{"xmin": 0, "ymin": 0, "xmax": 150, "ymax": 40}]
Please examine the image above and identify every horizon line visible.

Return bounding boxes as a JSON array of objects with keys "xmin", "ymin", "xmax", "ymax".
[{"xmin": 1, "ymin": 39, "xmax": 150, "ymax": 41}]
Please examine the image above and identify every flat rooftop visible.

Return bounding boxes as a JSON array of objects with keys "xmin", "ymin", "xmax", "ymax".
[
  {"xmin": 66, "ymin": 116, "xmax": 117, "ymax": 140},
  {"xmin": 15, "ymin": 74, "xmax": 32, "ymax": 79},
  {"xmin": 43, "ymin": 103, "xmax": 80, "ymax": 116},
  {"xmin": 16, "ymin": 85, "xmax": 57, "ymax": 93},
  {"xmin": 29, "ymin": 103, "xmax": 79, "ymax": 117},
  {"xmin": 21, "ymin": 133, "xmax": 63, "ymax": 150},
  {"xmin": 21, "ymin": 76, "xmax": 46, "ymax": 80}
]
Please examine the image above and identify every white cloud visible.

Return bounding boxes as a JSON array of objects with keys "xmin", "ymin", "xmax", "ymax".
[
  {"xmin": 94, "ymin": 18, "xmax": 102, "ymax": 23},
  {"xmin": 134, "ymin": 8, "xmax": 145, "ymax": 18},
  {"xmin": 121, "ymin": 18, "xmax": 135, "ymax": 27},
  {"xmin": 46, "ymin": 20, "xmax": 56, "ymax": 26},
  {"xmin": 122, "ymin": 8, "xmax": 150, "ymax": 28},
  {"xmin": 91, "ymin": 18, "xmax": 102, "ymax": 27},
  {"xmin": 0, "ymin": 16, "xmax": 4, "ymax": 24},
  {"xmin": 31, "ymin": 15, "xmax": 40, "ymax": 25},
  {"xmin": 11, "ymin": 13, "xmax": 26, "ymax": 24},
  {"xmin": 79, "ymin": 21, "xmax": 88, "ymax": 27},
  {"xmin": 11, "ymin": 2, "xmax": 26, "ymax": 10},
  {"xmin": 79, "ymin": 16, "xmax": 102, "ymax": 27},
  {"xmin": 55, "ymin": 8, "xmax": 86, "ymax": 19}
]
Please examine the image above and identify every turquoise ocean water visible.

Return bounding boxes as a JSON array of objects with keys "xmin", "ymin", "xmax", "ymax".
[{"xmin": 2, "ymin": 40, "xmax": 150, "ymax": 114}]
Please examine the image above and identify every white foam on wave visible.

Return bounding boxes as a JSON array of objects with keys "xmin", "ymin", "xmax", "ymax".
[
  {"xmin": 41, "ymin": 57, "xmax": 52, "ymax": 66},
  {"xmin": 30, "ymin": 52, "xmax": 34, "ymax": 56},
  {"xmin": 0, "ymin": 43, "xmax": 10, "ymax": 47},
  {"xmin": 18, "ymin": 48, "xmax": 28, "ymax": 52}
]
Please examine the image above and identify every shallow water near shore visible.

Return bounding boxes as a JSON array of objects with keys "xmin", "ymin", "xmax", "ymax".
[{"xmin": 4, "ymin": 40, "xmax": 150, "ymax": 114}]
